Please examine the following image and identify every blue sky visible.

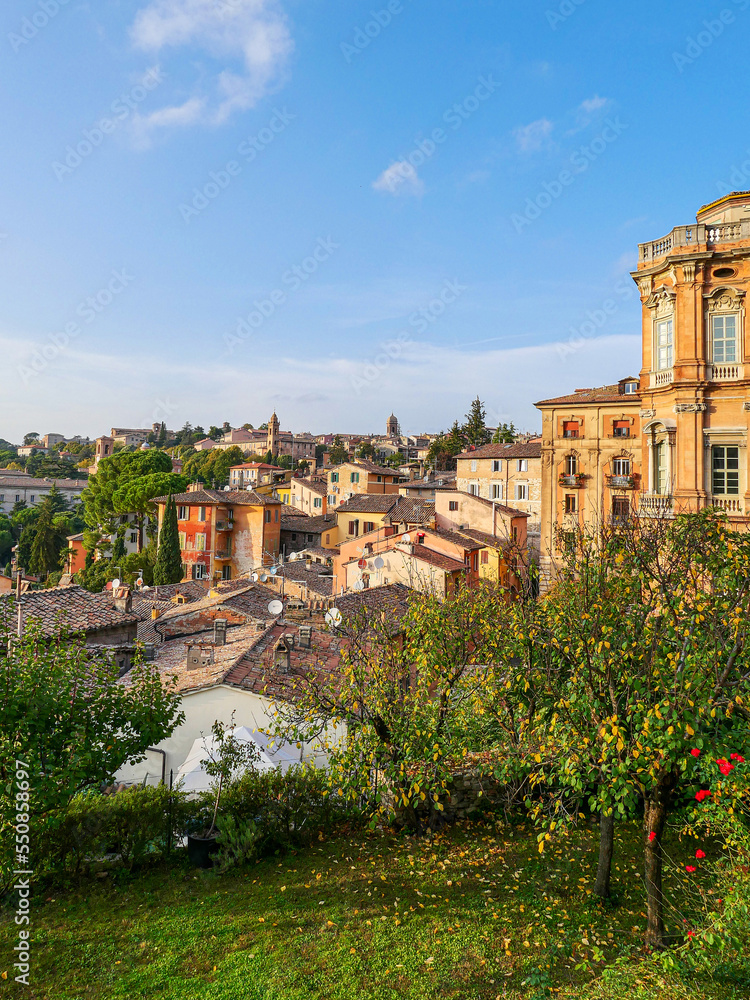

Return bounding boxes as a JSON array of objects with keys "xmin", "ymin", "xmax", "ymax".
[{"xmin": 2, "ymin": 0, "xmax": 749, "ymax": 442}]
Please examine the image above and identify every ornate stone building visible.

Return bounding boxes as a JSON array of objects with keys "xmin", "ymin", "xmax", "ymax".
[{"xmin": 537, "ymin": 191, "xmax": 750, "ymax": 586}]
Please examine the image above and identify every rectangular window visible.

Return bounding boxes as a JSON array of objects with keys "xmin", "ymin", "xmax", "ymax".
[
  {"xmin": 613, "ymin": 458, "xmax": 631, "ymax": 476},
  {"xmin": 307, "ymin": 534, "xmax": 314, "ymax": 543},
  {"xmin": 564, "ymin": 494, "xmax": 576, "ymax": 514},
  {"xmin": 192, "ymin": 563, "xmax": 208, "ymax": 580},
  {"xmin": 562, "ymin": 422, "xmax": 579, "ymax": 438},
  {"xmin": 265, "ymin": 510, "xmax": 271, "ymax": 523},
  {"xmin": 350, "ymin": 472, "xmax": 360, "ymax": 483},
  {"xmin": 469, "ymin": 483, "xmax": 480, "ymax": 496},
  {"xmin": 712, "ymin": 445, "xmax": 740, "ymax": 495},
  {"xmin": 449, "ymin": 501, "xmax": 458, "ymax": 511},
  {"xmin": 195, "ymin": 533, "xmax": 206, "ymax": 551},
  {"xmin": 712, "ymin": 315, "xmax": 737, "ymax": 363},
  {"xmin": 517, "ymin": 459, "xmax": 528, "ymax": 472},
  {"xmin": 130, "ymin": 532, "xmax": 138, "ymax": 543},
  {"xmin": 470, "ymin": 460, "xmax": 477, "ymax": 472},
  {"xmin": 492, "ymin": 460, "xmax": 502, "ymax": 472},
  {"xmin": 179, "ymin": 532, "xmax": 186, "ymax": 549},
  {"xmin": 198, "ymin": 506, "xmax": 206, "ymax": 522},
  {"xmin": 515, "ymin": 484, "xmax": 529, "ymax": 500},
  {"xmin": 612, "ymin": 497, "xmax": 630, "ymax": 524},
  {"xmin": 564, "ymin": 455, "xmax": 578, "ymax": 476},
  {"xmin": 274, "ymin": 508, "xmax": 279, "ymax": 522},
  {"xmin": 613, "ymin": 421, "xmax": 630, "ymax": 438},
  {"xmin": 348, "ymin": 520, "xmax": 358, "ymax": 536},
  {"xmin": 291, "ymin": 533, "xmax": 297, "ymax": 541},
  {"xmin": 491, "ymin": 483, "xmax": 503, "ymax": 500},
  {"xmin": 178, "ymin": 506, "xmax": 188, "ymax": 520},
  {"xmin": 656, "ymin": 318, "xmax": 673, "ymax": 370},
  {"xmin": 222, "ymin": 565, "xmax": 231, "ymax": 580},
  {"xmin": 313, "ymin": 497, "xmax": 322, "ymax": 508},
  {"xmin": 363, "ymin": 521, "xmax": 375, "ymax": 533},
  {"xmin": 15, "ymin": 495, "xmax": 20, "ymax": 502},
  {"xmin": 376, "ymin": 475, "xmax": 382, "ymax": 482},
  {"xmin": 30, "ymin": 495, "xmax": 35, "ymax": 503},
  {"xmin": 480, "ymin": 550, "xmax": 489, "ymax": 565},
  {"xmin": 330, "ymin": 473, "xmax": 339, "ymax": 483},
  {"xmin": 654, "ymin": 442, "xmax": 667, "ymax": 495}
]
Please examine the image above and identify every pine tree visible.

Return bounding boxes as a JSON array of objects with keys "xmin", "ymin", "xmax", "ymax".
[
  {"xmin": 462, "ymin": 397, "xmax": 491, "ymax": 449},
  {"xmin": 153, "ymin": 496, "xmax": 183, "ymax": 585}
]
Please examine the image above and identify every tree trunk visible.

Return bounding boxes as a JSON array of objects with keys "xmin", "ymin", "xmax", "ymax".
[
  {"xmin": 594, "ymin": 809, "xmax": 615, "ymax": 899},
  {"xmin": 643, "ymin": 771, "xmax": 678, "ymax": 948}
]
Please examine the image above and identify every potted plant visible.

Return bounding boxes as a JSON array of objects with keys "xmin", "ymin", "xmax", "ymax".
[{"xmin": 187, "ymin": 715, "xmax": 260, "ymax": 869}]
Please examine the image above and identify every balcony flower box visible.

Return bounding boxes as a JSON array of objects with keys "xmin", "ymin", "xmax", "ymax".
[
  {"xmin": 606, "ymin": 474, "xmax": 635, "ymax": 490},
  {"xmin": 558, "ymin": 473, "xmax": 586, "ymax": 488}
]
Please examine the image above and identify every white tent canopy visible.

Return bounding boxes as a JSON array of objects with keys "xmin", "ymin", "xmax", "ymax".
[{"xmin": 174, "ymin": 726, "xmax": 301, "ymax": 794}]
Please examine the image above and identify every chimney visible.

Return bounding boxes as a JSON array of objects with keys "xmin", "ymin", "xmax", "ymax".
[
  {"xmin": 298, "ymin": 625, "xmax": 312, "ymax": 648},
  {"xmin": 274, "ymin": 638, "xmax": 291, "ymax": 673},
  {"xmin": 214, "ymin": 618, "xmax": 227, "ymax": 646},
  {"xmin": 113, "ymin": 585, "xmax": 132, "ymax": 614},
  {"xmin": 143, "ymin": 642, "xmax": 155, "ymax": 662},
  {"xmin": 187, "ymin": 643, "xmax": 213, "ymax": 670}
]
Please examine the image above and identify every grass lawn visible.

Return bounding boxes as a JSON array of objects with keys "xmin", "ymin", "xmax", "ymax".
[{"xmin": 1, "ymin": 819, "xmax": 746, "ymax": 1000}]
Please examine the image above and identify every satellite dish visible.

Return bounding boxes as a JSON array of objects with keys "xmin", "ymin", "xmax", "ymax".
[
  {"xmin": 325, "ymin": 608, "xmax": 342, "ymax": 629},
  {"xmin": 270, "ymin": 566, "xmax": 278, "ymax": 576},
  {"xmin": 268, "ymin": 599, "xmax": 284, "ymax": 616},
  {"xmin": 135, "ymin": 576, "xmax": 144, "ymax": 589},
  {"xmin": 373, "ymin": 556, "xmax": 384, "ymax": 570},
  {"xmin": 402, "ymin": 534, "xmax": 411, "ymax": 544},
  {"xmin": 112, "ymin": 578, "xmax": 121, "ymax": 589},
  {"xmin": 251, "ymin": 572, "xmax": 259, "ymax": 582},
  {"xmin": 353, "ymin": 580, "xmax": 365, "ymax": 592},
  {"xmin": 260, "ymin": 573, "xmax": 268, "ymax": 583},
  {"xmin": 357, "ymin": 557, "xmax": 367, "ymax": 569}
]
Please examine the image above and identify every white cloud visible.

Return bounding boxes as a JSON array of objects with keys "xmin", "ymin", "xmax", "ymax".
[
  {"xmin": 566, "ymin": 94, "xmax": 611, "ymax": 135},
  {"xmin": 372, "ymin": 161, "xmax": 424, "ymax": 197},
  {"xmin": 513, "ymin": 118, "xmax": 554, "ymax": 154},
  {"xmin": 580, "ymin": 95, "xmax": 608, "ymax": 115},
  {"xmin": 129, "ymin": 0, "xmax": 293, "ymax": 133}
]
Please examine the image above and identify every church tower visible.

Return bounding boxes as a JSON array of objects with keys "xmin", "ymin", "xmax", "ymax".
[
  {"xmin": 386, "ymin": 413, "xmax": 399, "ymax": 437},
  {"xmin": 267, "ymin": 411, "xmax": 280, "ymax": 456}
]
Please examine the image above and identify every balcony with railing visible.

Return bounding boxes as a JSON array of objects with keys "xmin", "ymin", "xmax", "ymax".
[
  {"xmin": 650, "ymin": 368, "xmax": 674, "ymax": 388},
  {"xmin": 558, "ymin": 473, "xmax": 586, "ymax": 488},
  {"xmin": 639, "ymin": 220, "xmax": 750, "ymax": 263},
  {"xmin": 639, "ymin": 494, "xmax": 673, "ymax": 515},
  {"xmin": 214, "ymin": 549, "xmax": 232, "ymax": 560},
  {"xmin": 710, "ymin": 496, "xmax": 745, "ymax": 515},
  {"xmin": 215, "ymin": 520, "xmax": 234, "ymax": 531},
  {"xmin": 606, "ymin": 474, "xmax": 636, "ymax": 490},
  {"xmin": 707, "ymin": 363, "xmax": 744, "ymax": 382}
]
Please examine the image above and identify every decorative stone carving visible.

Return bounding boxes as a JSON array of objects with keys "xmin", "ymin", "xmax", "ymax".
[
  {"xmin": 646, "ymin": 285, "xmax": 677, "ymax": 317},
  {"xmin": 640, "ymin": 408, "xmax": 656, "ymax": 419},
  {"xmin": 682, "ymin": 262, "xmax": 696, "ymax": 283},
  {"xmin": 637, "ymin": 277, "xmax": 652, "ymax": 297},
  {"xmin": 705, "ymin": 288, "xmax": 746, "ymax": 312},
  {"xmin": 674, "ymin": 402, "xmax": 707, "ymax": 413}
]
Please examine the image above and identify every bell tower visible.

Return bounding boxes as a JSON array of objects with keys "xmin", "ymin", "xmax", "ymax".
[
  {"xmin": 267, "ymin": 412, "xmax": 280, "ymax": 455},
  {"xmin": 386, "ymin": 413, "xmax": 399, "ymax": 437}
]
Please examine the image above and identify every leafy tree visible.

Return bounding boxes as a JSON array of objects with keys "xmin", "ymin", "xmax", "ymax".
[
  {"xmin": 156, "ymin": 422, "xmax": 167, "ymax": 447},
  {"xmin": 153, "ymin": 496, "xmax": 184, "ymax": 586},
  {"xmin": 111, "ymin": 529, "xmax": 127, "ymax": 562},
  {"xmin": 112, "ymin": 472, "xmax": 188, "ymax": 552},
  {"xmin": 75, "ymin": 557, "xmax": 114, "ymax": 593},
  {"xmin": 328, "ymin": 436, "xmax": 349, "ymax": 465},
  {"xmin": 0, "ymin": 606, "xmax": 184, "ymax": 823},
  {"xmin": 208, "ymin": 425, "xmax": 224, "ymax": 440},
  {"xmin": 463, "ymin": 397, "xmax": 491, "ymax": 449},
  {"xmin": 182, "ymin": 446, "xmax": 244, "ymax": 488},
  {"xmin": 23, "ymin": 432, "xmax": 40, "ymax": 446},
  {"xmin": 269, "ymin": 585, "xmax": 508, "ymax": 834},
  {"xmin": 25, "ymin": 490, "xmax": 70, "ymax": 577},
  {"xmin": 0, "ymin": 514, "xmax": 14, "ymax": 567},
  {"xmin": 357, "ymin": 442, "xmax": 377, "ymax": 461},
  {"xmin": 498, "ymin": 510, "xmax": 750, "ymax": 948}
]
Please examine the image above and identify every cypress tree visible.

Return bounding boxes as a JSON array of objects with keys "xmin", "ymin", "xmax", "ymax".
[{"xmin": 153, "ymin": 496, "xmax": 183, "ymax": 585}]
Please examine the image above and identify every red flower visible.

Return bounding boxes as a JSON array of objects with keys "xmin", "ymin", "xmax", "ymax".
[
  {"xmin": 687, "ymin": 930, "xmax": 695, "ymax": 939},
  {"xmin": 689, "ymin": 748, "xmax": 701, "ymax": 758},
  {"xmin": 716, "ymin": 758, "xmax": 734, "ymax": 776},
  {"xmin": 695, "ymin": 790, "xmax": 712, "ymax": 802},
  {"xmin": 685, "ymin": 865, "xmax": 697, "ymax": 873},
  {"xmin": 730, "ymin": 753, "xmax": 745, "ymax": 763},
  {"xmin": 695, "ymin": 849, "xmax": 706, "ymax": 859},
  {"xmin": 648, "ymin": 831, "xmax": 656, "ymax": 842}
]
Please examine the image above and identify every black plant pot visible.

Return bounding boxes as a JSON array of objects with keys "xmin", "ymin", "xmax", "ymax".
[{"xmin": 187, "ymin": 833, "xmax": 220, "ymax": 869}]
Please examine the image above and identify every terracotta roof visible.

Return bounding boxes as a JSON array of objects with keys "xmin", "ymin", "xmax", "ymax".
[
  {"xmin": 3, "ymin": 585, "xmax": 138, "ymax": 639},
  {"xmin": 457, "ymin": 528, "xmax": 511, "ymax": 551},
  {"xmin": 456, "ymin": 442, "xmax": 541, "ymax": 460},
  {"xmin": 409, "ymin": 546, "xmax": 468, "ymax": 573},
  {"xmin": 424, "ymin": 525, "xmax": 485, "ymax": 550},
  {"xmin": 440, "ymin": 489, "xmax": 529, "ymax": 518},
  {"xmin": 280, "ymin": 514, "xmax": 336, "ymax": 534},
  {"xmin": 270, "ymin": 563, "xmax": 334, "ymax": 596},
  {"xmin": 292, "ymin": 478, "xmax": 328, "ymax": 497},
  {"xmin": 151, "ymin": 489, "xmax": 281, "ymax": 506},
  {"xmin": 535, "ymin": 382, "xmax": 641, "ymax": 407},
  {"xmin": 135, "ymin": 583, "xmax": 284, "ymax": 643},
  {"xmin": 336, "ymin": 495, "xmax": 399, "ymax": 514},
  {"xmin": 229, "ymin": 463, "xmax": 283, "ymax": 471},
  {"xmin": 334, "ymin": 582, "xmax": 414, "ymax": 623},
  {"xmin": 385, "ymin": 498, "xmax": 435, "ymax": 526}
]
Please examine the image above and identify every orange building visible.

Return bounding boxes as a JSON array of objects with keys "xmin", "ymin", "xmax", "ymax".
[{"xmin": 154, "ymin": 485, "xmax": 281, "ymax": 584}]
